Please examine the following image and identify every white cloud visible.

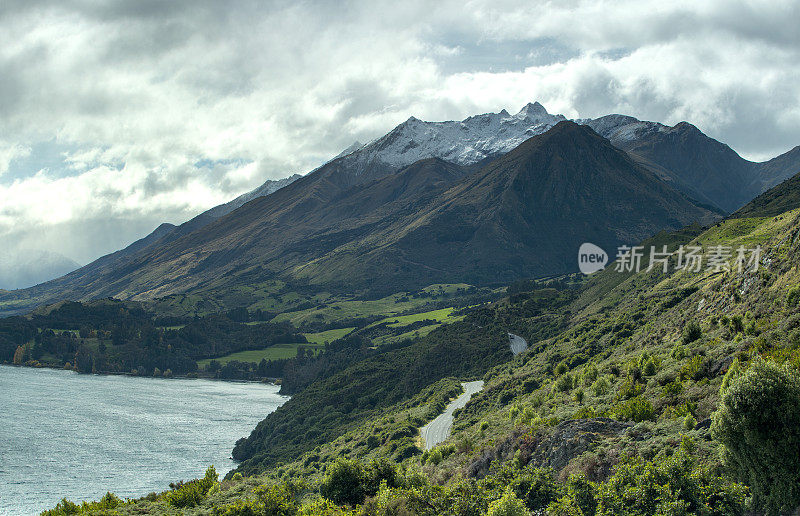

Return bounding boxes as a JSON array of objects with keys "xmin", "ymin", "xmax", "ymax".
[
  {"xmin": 0, "ymin": 0, "xmax": 798, "ymax": 271},
  {"xmin": 0, "ymin": 141, "xmax": 31, "ymax": 175}
]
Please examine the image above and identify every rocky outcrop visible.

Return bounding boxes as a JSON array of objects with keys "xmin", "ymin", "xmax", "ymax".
[
  {"xmin": 529, "ymin": 418, "xmax": 632, "ymax": 472},
  {"xmin": 466, "ymin": 418, "xmax": 632, "ymax": 479}
]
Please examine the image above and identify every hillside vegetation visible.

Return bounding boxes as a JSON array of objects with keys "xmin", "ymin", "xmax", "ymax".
[{"xmin": 40, "ymin": 192, "xmax": 800, "ymax": 514}]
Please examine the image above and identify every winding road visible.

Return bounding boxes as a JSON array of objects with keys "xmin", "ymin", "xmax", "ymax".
[
  {"xmin": 420, "ymin": 380, "xmax": 484, "ymax": 450},
  {"xmin": 419, "ymin": 334, "xmax": 527, "ymax": 450}
]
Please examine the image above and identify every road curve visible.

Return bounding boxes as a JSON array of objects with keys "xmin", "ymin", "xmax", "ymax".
[
  {"xmin": 421, "ymin": 380, "xmax": 484, "ymax": 450},
  {"xmin": 509, "ymin": 333, "xmax": 528, "ymax": 355}
]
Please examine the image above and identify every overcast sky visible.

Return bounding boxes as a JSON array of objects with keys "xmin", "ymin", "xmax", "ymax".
[{"xmin": 0, "ymin": 0, "xmax": 798, "ymax": 275}]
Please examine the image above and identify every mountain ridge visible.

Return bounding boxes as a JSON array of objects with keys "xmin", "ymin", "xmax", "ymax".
[{"xmin": 2, "ymin": 104, "xmax": 798, "ymax": 316}]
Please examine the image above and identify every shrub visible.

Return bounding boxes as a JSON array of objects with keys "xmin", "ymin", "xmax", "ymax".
[
  {"xmin": 682, "ymin": 321, "xmax": 702, "ymax": 344},
  {"xmin": 662, "ymin": 379, "xmax": 683, "ymax": 396},
  {"xmin": 166, "ymin": 466, "xmax": 218, "ymax": 508},
  {"xmin": 559, "ymin": 474, "xmax": 596, "ymax": 516},
  {"xmin": 214, "ymin": 483, "xmax": 299, "ymax": 516},
  {"xmin": 487, "ymin": 490, "xmax": 530, "ymax": 516},
  {"xmin": 320, "ymin": 458, "xmax": 365, "ymax": 506},
  {"xmin": 616, "ymin": 378, "xmax": 643, "ymax": 400},
  {"xmin": 582, "ymin": 364, "xmax": 598, "ymax": 386},
  {"xmin": 363, "ymin": 459, "xmax": 401, "ymax": 494},
  {"xmin": 642, "ymin": 358, "xmax": 657, "ymax": 377},
  {"xmin": 613, "ymin": 396, "xmax": 654, "ymax": 422},
  {"xmin": 679, "ymin": 355, "xmax": 705, "ymax": 382},
  {"xmin": 787, "ymin": 286, "xmax": 800, "ymax": 307},
  {"xmin": 730, "ymin": 315, "xmax": 744, "ymax": 334},
  {"xmin": 366, "ymin": 435, "xmax": 380, "ymax": 449},
  {"xmin": 712, "ymin": 359, "xmax": 800, "ymax": 514},
  {"xmin": 552, "ymin": 373, "xmax": 573, "ymax": 393},
  {"xmin": 427, "ymin": 448, "xmax": 443, "ymax": 465},
  {"xmin": 510, "ymin": 467, "xmax": 559, "ymax": 510},
  {"xmin": 590, "ymin": 376, "xmax": 610, "ymax": 396},
  {"xmin": 671, "ymin": 344, "xmax": 687, "ymax": 360}
]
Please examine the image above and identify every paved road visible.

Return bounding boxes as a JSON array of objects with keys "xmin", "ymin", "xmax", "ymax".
[
  {"xmin": 508, "ymin": 333, "xmax": 528, "ymax": 355},
  {"xmin": 420, "ymin": 380, "xmax": 484, "ymax": 450}
]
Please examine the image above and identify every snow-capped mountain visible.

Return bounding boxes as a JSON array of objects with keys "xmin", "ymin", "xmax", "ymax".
[
  {"xmin": 323, "ymin": 104, "xmax": 795, "ymax": 213},
  {"xmin": 337, "ymin": 102, "xmax": 566, "ymax": 177}
]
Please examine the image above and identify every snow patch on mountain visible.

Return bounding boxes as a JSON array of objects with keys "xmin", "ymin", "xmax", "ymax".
[
  {"xmin": 341, "ymin": 102, "xmax": 567, "ymax": 174},
  {"xmin": 580, "ymin": 114, "xmax": 667, "ymax": 143}
]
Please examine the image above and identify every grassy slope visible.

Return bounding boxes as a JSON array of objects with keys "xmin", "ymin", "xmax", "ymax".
[
  {"xmin": 41, "ymin": 209, "xmax": 800, "ymax": 514},
  {"xmin": 196, "ymin": 342, "xmax": 327, "ymax": 367}
]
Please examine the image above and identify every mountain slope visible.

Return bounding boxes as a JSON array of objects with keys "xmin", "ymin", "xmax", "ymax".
[
  {"xmin": 587, "ymin": 115, "xmax": 800, "ymax": 212},
  {"xmin": 731, "ymin": 168, "xmax": 800, "ymax": 218},
  {"xmin": 293, "ymin": 121, "xmax": 720, "ymax": 290},
  {"xmin": 0, "ymin": 122, "xmax": 719, "ymax": 313},
  {"xmin": 754, "ymin": 145, "xmax": 800, "ymax": 192},
  {"xmin": 4, "ymin": 104, "xmax": 796, "ymax": 315}
]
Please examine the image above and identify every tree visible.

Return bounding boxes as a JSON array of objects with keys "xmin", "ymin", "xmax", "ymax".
[
  {"xmin": 711, "ymin": 358, "xmax": 800, "ymax": 514},
  {"xmin": 12, "ymin": 345, "xmax": 25, "ymax": 365}
]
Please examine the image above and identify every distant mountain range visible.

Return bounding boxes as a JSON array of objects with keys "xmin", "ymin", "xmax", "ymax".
[
  {"xmin": 1, "ymin": 103, "xmax": 798, "ymax": 315},
  {"xmin": 0, "ymin": 250, "xmax": 79, "ymax": 291}
]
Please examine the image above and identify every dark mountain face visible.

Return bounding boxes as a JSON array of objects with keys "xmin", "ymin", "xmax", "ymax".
[
  {"xmin": 754, "ymin": 145, "xmax": 800, "ymax": 193},
  {"xmin": 307, "ymin": 121, "xmax": 720, "ymax": 289},
  {"xmin": 0, "ymin": 121, "xmax": 720, "ymax": 313},
  {"xmin": 732, "ymin": 168, "xmax": 800, "ymax": 219},
  {"xmin": 590, "ymin": 117, "xmax": 800, "ymax": 213}
]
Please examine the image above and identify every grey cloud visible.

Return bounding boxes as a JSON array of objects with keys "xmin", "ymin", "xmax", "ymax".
[{"xmin": 0, "ymin": 0, "xmax": 798, "ymax": 284}]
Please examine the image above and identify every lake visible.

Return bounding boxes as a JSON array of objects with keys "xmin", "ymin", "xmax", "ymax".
[{"xmin": 0, "ymin": 365, "xmax": 287, "ymax": 515}]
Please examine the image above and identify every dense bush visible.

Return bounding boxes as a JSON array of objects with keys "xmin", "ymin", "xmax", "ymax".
[
  {"xmin": 487, "ymin": 490, "xmax": 530, "ymax": 516},
  {"xmin": 613, "ymin": 396, "xmax": 654, "ymax": 422},
  {"xmin": 509, "ymin": 467, "xmax": 560, "ymax": 511},
  {"xmin": 320, "ymin": 458, "xmax": 400, "ymax": 507},
  {"xmin": 682, "ymin": 320, "xmax": 702, "ymax": 344},
  {"xmin": 712, "ymin": 359, "xmax": 800, "ymax": 514},
  {"xmin": 546, "ymin": 450, "xmax": 745, "ymax": 516},
  {"xmin": 214, "ymin": 483, "xmax": 300, "ymax": 516},
  {"xmin": 41, "ymin": 492, "xmax": 123, "ymax": 515},
  {"xmin": 166, "ymin": 466, "xmax": 219, "ymax": 508}
]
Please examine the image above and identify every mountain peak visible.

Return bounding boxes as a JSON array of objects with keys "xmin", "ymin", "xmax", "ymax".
[
  {"xmin": 516, "ymin": 101, "xmax": 549, "ymax": 119},
  {"xmin": 534, "ymin": 120, "xmax": 598, "ymax": 141},
  {"xmin": 671, "ymin": 121, "xmax": 702, "ymax": 134}
]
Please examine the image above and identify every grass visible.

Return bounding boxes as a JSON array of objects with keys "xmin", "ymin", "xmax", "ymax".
[
  {"xmin": 270, "ymin": 292, "xmax": 436, "ymax": 327},
  {"xmin": 303, "ymin": 327, "xmax": 355, "ymax": 345},
  {"xmin": 379, "ymin": 307, "xmax": 462, "ymax": 328},
  {"xmin": 372, "ymin": 323, "xmax": 442, "ymax": 347},
  {"xmin": 197, "ymin": 342, "xmax": 326, "ymax": 367}
]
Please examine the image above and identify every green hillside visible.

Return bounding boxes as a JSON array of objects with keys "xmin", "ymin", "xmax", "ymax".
[{"xmin": 38, "ymin": 197, "xmax": 800, "ymax": 513}]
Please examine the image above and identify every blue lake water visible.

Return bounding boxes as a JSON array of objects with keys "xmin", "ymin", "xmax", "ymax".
[{"xmin": 0, "ymin": 365, "xmax": 287, "ymax": 515}]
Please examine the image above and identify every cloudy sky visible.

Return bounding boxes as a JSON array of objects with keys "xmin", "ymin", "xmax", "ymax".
[{"xmin": 0, "ymin": 0, "xmax": 798, "ymax": 286}]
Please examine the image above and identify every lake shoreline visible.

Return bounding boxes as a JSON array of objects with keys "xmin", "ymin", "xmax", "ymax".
[
  {"xmin": 1, "ymin": 364, "xmax": 288, "ymax": 515},
  {"xmin": 1, "ymin": 361, "xmax": 283, "ymax": 387}
]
